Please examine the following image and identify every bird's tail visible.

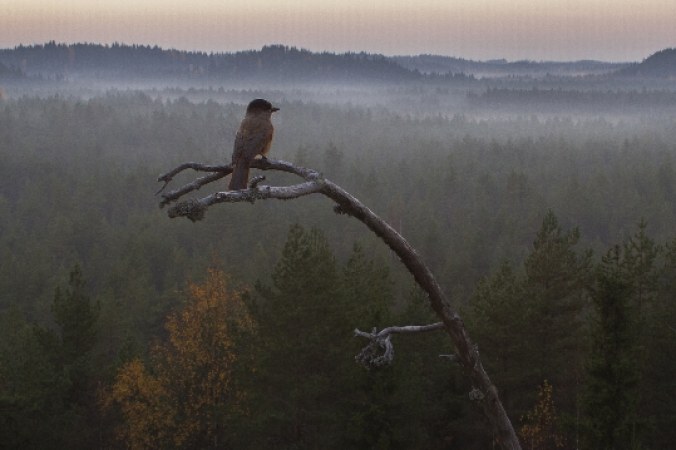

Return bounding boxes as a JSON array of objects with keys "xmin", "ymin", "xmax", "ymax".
[{"xmin": 229, "ymin": 163, "xmax": 250, "ymax": 190}]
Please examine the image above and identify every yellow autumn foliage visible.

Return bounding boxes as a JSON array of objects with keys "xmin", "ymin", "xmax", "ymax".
[
  {"xmin": 104, "ymin": 358, "xmax": 176, "ymax": 449},
  {"xmin": 519, "ymin": 380, "xmax": 565, "ymax": 450},
  {"xmin": 102, "ymin": 267, "xmax": 255, "ymax": 449}
]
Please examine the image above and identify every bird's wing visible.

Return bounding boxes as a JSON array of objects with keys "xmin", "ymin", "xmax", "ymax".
[
  {"xmin": 231, "ymin": 128, "xmax": 246, "ymax": 165},
  {"xmin": 233, "ymin": 119, "xmax": 273, "ymax": 164}
]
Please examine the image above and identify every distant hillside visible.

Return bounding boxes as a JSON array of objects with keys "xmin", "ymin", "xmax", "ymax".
[
  {"xmin": 619, "ymin": 48, "xmax": 676, "ymax": 77},
  {"xmin": 393, "ymin": 54, "xmax": 627, "ymax": 78},
  {"xmin": 0, "ymin": 42, "xmax": 419, "ymax": 83},
  {"xmin": 3, "ymin": 42, "xmax": 665, "ymax": 84}
]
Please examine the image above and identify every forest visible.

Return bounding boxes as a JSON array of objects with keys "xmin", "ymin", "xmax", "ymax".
[{"xmin": 1, "ymin": 44, "xmax": 676, "ymax": 449}]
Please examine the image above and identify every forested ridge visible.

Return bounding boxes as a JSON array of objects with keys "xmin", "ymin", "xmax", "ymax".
[
  {"xmin": 0, "ymin": 43, "xmax": 419, "ymax": 83},
  {"xmin": 620, "ymin": 47, "xmax": 676, "ymax": 77},
  {"xmin": 1, "ymin": 84, "xmax": 675, "ymax": 448},
  {"xmin": 2, "ymin": 42, "xmax": 675, "ymax": 84}
]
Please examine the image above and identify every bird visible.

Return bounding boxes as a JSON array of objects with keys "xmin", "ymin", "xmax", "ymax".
[{"xmin": 228, "ymin": 99, "xmax": 280, "ymax": 190}]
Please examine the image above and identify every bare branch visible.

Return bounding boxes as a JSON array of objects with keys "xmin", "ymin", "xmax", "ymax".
[
  {"xmin": 156, "ymin": 162, "xmax": 230, "ymax": 197},
  {"xmin": 156, "ymin": 158, "xmax": 319, "ymax": 207},
  {"xmin": 157, "ymin": 158, "xmax": 522, "ymax": 450},
  {"xmin": 166, "ymin": 180, "xmax": 325, "ymax": 220},
  {"xmin": 354, "ymin": 323, "xmax": 445, "ymax": 368},
  {"xmin": 157, "ymin": 161, "xmax": 230, "ymax": 183},
  {"xmin": 354, "ymin": 322, "xmax": 444, "ymax": 340},
  {"xmin": 159, "ymin": 171, "xmax": 229, "ymax": 207},
  {"xmin": 377, "ymin": 322, "xmax": 445, "ymax": 336}
]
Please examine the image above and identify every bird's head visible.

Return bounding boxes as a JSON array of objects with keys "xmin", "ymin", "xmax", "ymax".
[{"xmin": 246, "ymin": 98, "xmax": 280, "ymax": 115}]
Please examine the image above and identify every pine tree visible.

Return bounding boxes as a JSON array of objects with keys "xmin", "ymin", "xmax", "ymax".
[
  {"xmin": 631, "ymin": 232, "xmax": 676, "ymax": 447},
  {"xmin": 467, "ymin": 211, "xmax": 591, "ymax": 434},
  {"xmin": 249, "ymin": 224, "xmax": 349, "ymax": 448},
  {"xmin": 582, "ymin": 246, "xmax": 639, "ymax": 450},
  {"xmin": 341, "ymin": 243, "xmax": 401, "ymax": 449},
  {"xmin": 645, "ymin": 236, "xmax": 676, "ymax": 446},
  {"xmin": 0, "ymin": 308, "xmax": 69, "ymax": 449},
  {"xmin": 619, "ymin": 220, "xmax": 660, "ymax": 445},
  {"xmin": 621, "ymin": 219, "xmax": 660, "ymax": 317},
  {"xmin": 342, "ymin": 242, "xmax": 391, "ymax": 328},
  {"xmin": 0, "ymin": 266, "xmax": 100, "ymax": 449},
  {"xmin": 46, "ymin": 265, "xmax": 101, "ymax": 448},
  {"xmin": 51, "ymin": 265, "xmax": 100, "ymax": 404},
  {"xmin": 395, "ymin": 287, "xmax": 479, "ymax": 448},
  {"xmin": 467, "ymin": 262, "xmax": 530, "ymax": 412},
  {"xmin": 523, "ymin": 210, "xmax": 591, "ymax": 377},
  {"xmin": 522, "ymin": 211, "xmax": 591, "ymax": 434}
]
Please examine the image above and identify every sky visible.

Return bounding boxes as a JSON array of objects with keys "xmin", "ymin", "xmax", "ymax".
[{"xmin": 2, "ymin": 0, "xmax": 675, "ymax": 62}]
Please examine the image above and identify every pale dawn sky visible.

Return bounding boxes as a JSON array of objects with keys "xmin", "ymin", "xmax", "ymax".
[{"xmin": 2, "ymin": 0, "xmax": 675, "ymax": 61}]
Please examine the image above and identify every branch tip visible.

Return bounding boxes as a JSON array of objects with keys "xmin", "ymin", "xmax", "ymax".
[{"xmin": 249, "ymin": 175, "xmax": 266, "ymax": 188}]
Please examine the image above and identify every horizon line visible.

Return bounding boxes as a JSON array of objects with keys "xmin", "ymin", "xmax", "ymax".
[{"xmin": 0, "ymin": 40, "xmax": 647, "ymax": 64}]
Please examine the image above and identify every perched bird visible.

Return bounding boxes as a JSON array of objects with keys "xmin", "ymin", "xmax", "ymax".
[{"xmin": 229, "ymin": 99, "xmax": 280, "ymax": 190}]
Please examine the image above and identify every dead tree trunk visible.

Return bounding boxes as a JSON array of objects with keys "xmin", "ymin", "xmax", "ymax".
[{"xmin": 157, "ymin": 158, "xmax": 522, "ymax": 449}]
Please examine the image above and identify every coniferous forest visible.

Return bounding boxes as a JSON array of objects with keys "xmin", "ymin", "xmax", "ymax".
[{"xmin": 1, "ymin": 43, "xmax": 676, "ymax": 449}]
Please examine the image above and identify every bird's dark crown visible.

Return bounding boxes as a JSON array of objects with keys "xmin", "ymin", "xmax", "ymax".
[{"xmin": 246, "ymin": 98, "xmax": 279, "ymax": 114}]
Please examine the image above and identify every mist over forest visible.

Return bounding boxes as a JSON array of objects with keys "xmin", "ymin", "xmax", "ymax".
[{"xmin": 1, "ymin": 43, "xmax": 675, "ymax": 449}]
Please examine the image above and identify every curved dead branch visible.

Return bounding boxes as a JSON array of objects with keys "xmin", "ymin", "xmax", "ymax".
[
  {"xmin": 354, "ymin": 323, "xmax": 445, "ymax": 369},
  {"xmin": 157, "ymin": 158, "xmax": 521, "ymax": 450}
]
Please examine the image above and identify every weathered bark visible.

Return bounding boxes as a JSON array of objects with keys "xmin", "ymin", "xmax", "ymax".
[
  {"xmin": 157, "ymin": 158, "xmax": 522, "ymax": 449},
  {"xmin": 354, "ymin": 323, "xmax": 445, "ymax": 368}
]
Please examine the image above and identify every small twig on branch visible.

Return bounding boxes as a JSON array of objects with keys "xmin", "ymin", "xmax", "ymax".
[
  {"xmin": 157, "ymin": 167, "xmax": 229, "ymax": 205},
  {"xmin": 354, "ymin": 323, "xmax": 445, "ymax": 369},
  {"xmin": 156, "ymin": 162, "xmax": 231, "ymax": 197},
  {"xmin": 249, "ymin": 174, "xmax": 266, "ymax": 188},
  {"xmin": 157, "ymin": 157, "xmax": 522, "ymax": 449}
]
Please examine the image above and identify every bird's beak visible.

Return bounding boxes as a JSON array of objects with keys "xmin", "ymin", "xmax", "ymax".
[{"xmin": 271, "ymin": 106, "xmax": 280, "ymax": 112}]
